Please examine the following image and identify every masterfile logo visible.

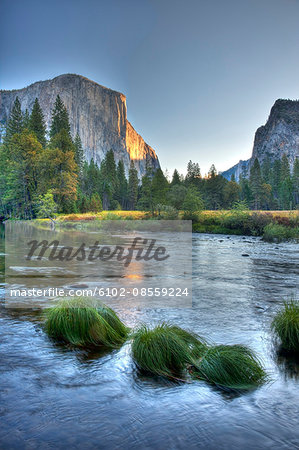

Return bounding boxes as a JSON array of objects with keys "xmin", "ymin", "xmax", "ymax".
[{"xmin": 5, "ymin": 220, "xmax": 192, "ymax": 309}]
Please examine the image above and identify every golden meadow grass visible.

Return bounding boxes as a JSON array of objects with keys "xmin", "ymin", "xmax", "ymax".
[
  {"xmin": 35, "ymin": 209, "xmax": 298, "ymax": 244},
  {"xmin": 54, "ymin": 210, "xmax": 298, "ymax": 222}
]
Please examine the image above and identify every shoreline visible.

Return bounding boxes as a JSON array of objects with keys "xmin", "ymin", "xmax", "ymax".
[{"xmin": 5, "ymin": 209, "xmax": 295, "ymax": 243}]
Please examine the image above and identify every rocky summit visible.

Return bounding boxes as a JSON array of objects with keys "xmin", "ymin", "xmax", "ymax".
[
  {"xmin": 222, "ymin": 99, "xmax": 299, "ymax": 180},
  {"xmin": 0, "ymin": 74, "xmax": 160, "ymax": 177}
]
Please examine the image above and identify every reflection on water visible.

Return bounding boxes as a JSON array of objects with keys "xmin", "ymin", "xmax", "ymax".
[
  {"xmin": 0, "ymin": 226, "xmax": 299, "ymax": 449},
  {"xmin": 5, "ymin": 221, "xmax": 192, "ymax": 309},
  {"xmin": 275, "ymin": 348, "xmax": 299, "ymax": 381}
]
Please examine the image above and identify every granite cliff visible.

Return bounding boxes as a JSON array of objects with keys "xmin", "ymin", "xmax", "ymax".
[
  {"xmin": 222, "ymin": 99, "xmax": 299, "ymax": 181},
  {"xmin": 0, "ymin": 74, "xmax": 160, "ymax": 177}
]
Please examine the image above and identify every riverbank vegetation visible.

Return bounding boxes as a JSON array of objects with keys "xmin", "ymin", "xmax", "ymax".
[
  {"xmin": 38, "ymin": 208, "xmax": 299, "ymax": 242},
  {"xmin": 192, "ymin": 209, "xmax": 299, "ymax": 241},
  {"xmin": 1, "ymin": 97, "xmax": 299, "ymax": 222},
  {"xmin": 272, "ymin": 300, "xmax": 299, "ymax": 353}
]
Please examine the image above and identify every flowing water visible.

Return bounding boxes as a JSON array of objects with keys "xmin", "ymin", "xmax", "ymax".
[{"xmin": 0, "ymin": 225, "xmax": 299, "ymax": 449}]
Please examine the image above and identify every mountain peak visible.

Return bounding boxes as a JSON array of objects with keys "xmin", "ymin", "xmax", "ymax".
[
  {"xmin": 0, "ymin": 74, "xmax": 159, "ymax": 177},
  {"xmin": 222, "ymin": 98, "xmax": 299, "ymax": 180}
]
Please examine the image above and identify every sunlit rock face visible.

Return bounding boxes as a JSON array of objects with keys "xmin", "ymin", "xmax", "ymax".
[
  {"xmin": 221, "ymin": 99, "xmax": 299, "ymax": 181},
  {"xmin": 126, "ymin": 121, "xmax": 159, "ymax": 176},
  {"xmin": 0, "ymin": 73, "xmax": 160, "ymax": 178}
]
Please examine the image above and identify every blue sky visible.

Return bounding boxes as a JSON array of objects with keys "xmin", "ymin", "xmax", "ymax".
[{"xmin": 1, "ymin": 0, "xmax": 299, "ymax": 175}]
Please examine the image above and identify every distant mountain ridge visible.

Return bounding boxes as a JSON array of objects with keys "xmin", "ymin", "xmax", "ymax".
[
  {"xmin": 221, "ymin": 159, "xmax": 250, "ymax": 181},
  {"xmin": 222, "ymin": 99, "xmax": 299, "ymax": 181},
  {"xmin": 0, "ymin": 73, "xmax": 160, "ymax": 177}
]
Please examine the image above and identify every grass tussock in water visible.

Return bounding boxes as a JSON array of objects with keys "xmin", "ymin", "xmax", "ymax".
[
  {"xmin": 97, "ymin": 303, "xmax": 129, "ymax": 341},
  {"xmin": 167, "ymin": 325, "xmax": 208, "ymax": 359},
  {"xmin": 44, "ymin": 300, "xmax": 268, "ymax": 389},
  {"xmin": 45, "ymin": 297, "xmax": 129, "ymax": 348},
  {"xmin": 271, "ymin": 300, "xmax": 299, "ymax": 353},
  {"xmin": 191, "ymin": 344, "xmax": 267, "ymax": 389},
  {"xmin": 131, "ymin": 323, "xmax": 207, "ymax": 379}
]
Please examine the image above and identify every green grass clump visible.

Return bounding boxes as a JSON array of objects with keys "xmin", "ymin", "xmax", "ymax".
[
  {"xmin": 97, "ymin": 304, "xmax": 129, "ymax": 341},
  {"xmin": 271, "ymin": 300, "xmax": 299, "ymax": 352},
  {"xmin": 191, "ymin": 344, "xmax": 267, "ymax": 389},
  {"xmin": 131, "ymin": 323, "xmax": 207, "ymax": 378},
  {"xmin": 167, "ymin": 325, "xmax": 208, "ymax": 359},
  {"xmin": 45, "ymin": 297, "xmax": 129, "ymax": 348}
]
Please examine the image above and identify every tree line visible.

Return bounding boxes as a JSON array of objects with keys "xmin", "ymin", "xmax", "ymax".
[
  {"xmin": 0, "ymin": 96, "xmax": 298, "ymax": 219},
  {"xmin": 240, "ymin": 156, "xmax": 299, "ymax": 210}
]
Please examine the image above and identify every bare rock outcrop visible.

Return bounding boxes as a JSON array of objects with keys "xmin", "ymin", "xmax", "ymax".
[{"xmin": 222, "ymin": 99, "xmax": 299, "ymax": 180}]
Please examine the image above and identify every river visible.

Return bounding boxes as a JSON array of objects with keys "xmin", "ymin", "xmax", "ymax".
[{"xmin": 0, "ymin": 226, "xmax": 299, "ymax": 449}]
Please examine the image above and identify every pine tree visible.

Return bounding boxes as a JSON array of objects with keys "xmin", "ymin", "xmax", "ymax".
[
  {"xmin": 278, "ymin": 154, "xmax": 292, "ymax": 209},
  {"xmin": 292, "ymin": 158, "xmax": 299, "ymax": 207},
  {"xmin": 89, "ymin": 193, "xmax": 103, "ymax": 212},
  {"xmin": 261, "ymin": 156, "xmax": 272, "ymax": 184},
  {"xmin": 79, "ymin": 194, "xmax": 89, "ymax": 213},
  {"xmin": 138, "ymin": 173, "xmax": 153, "ymax": 211},
  {"xmin": 280, "ymin": 154, "xmax": 291, "ymax": 182},
  {"xmin": 6, "ymin": 97, "xmax": 23, "ymax": 140},
  {"xmin": 85, "ymin": 159, "xmax": 101, "ymax": 197},
  {"xmin": 2, "ymin": 130, "xmax": 42, "ymax": 218},
  {"xmin": 208, "ymin": 164, "xmax": 217, "ymax": 178},
  {"xmin": 60, "ymin": 107, "xmax": 71, "ymax": 136},
  {"xmin": 239, "ymin": 174, "xmax": 252, "ymax": 205},
  {"xmin": 137, "ymin": 161, "xmax": 155, "ymax": 211},
  {"xmin": 223, "ymin": 180, "xmax": 241, "ymax": 208},
  {"xmin": 23, "ymin": 109, "xmax": 30, "ymax": 129},
  {"xmin": 272, "ymin": 159, "xmax": 281, "ymax": 200},
  {"xmin": 167, "ymin": 184, "xmax": 187, "ymax": 209},
  {"xmin": 260, "ymin": 183, "xmax": 273, "ymax": 210},
  {"xmin": 128, "ymin": 160, "xmax": 139, "ymax": 210},
  {"xmin": 81, "ymin": 161, "xmax": 91, "ymax": 196},
  {"xmin": 49, "ymin": 95, "xmax": 71, "ymax": 138},
  {"xmin": 182, "ymin": 186, "xmax": 204, "ymax": 216},
  {"xmin": 152, "ymin": 168, "xmax": 169, "ymax": 206},
  {"xmin": 74, "ymin": 133, "xmax": 84, "ymax": 175},
  {"xmin": 38, "ymin": 145, "xmax": 78, "ymax": 212},
  {"xmin": 171, "ymin": 169, "xmax": 181, "ymax": 186},
  {"xmin": 116, "ymin": 160, "xmax": 128, "ymax": 209},
  {"xmin": 204, "ymin": 165, "xmax": 226, "ymax": 209},
  {"xmin": 185, "ymin": 160, "xmax": 201, "ymax": 186},
  {"xmin": 105, "ymin": 150, "xmax": 117, "ymax": 182},
  {"xmin": 29, "ymin": 98, "xmax": 47, "ymax": 147},
  {"xmin": 249, "ymin": 158, "xmax": 263, "ymax": 210},
  {"xmin": 100, "ymin": 150, "xmax": 117, "ymax": 209},
  {"xmin": 50, "ymin": 129, "xmax": 75, "ymax": 153}
]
